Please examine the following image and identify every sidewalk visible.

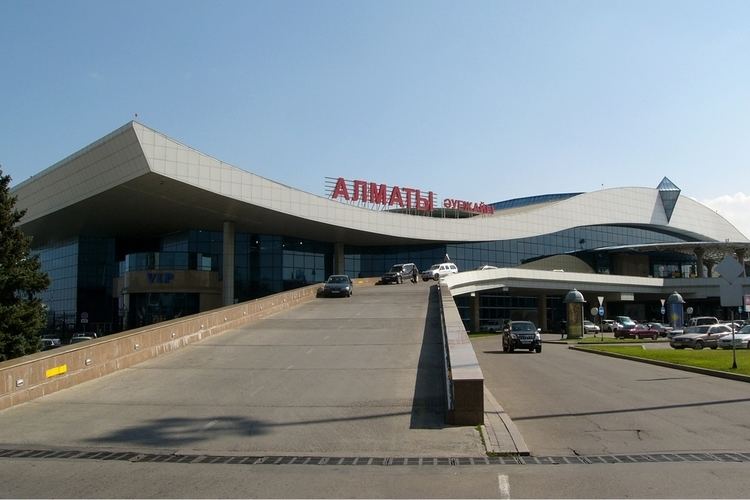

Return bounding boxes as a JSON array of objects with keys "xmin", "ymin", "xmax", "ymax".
[{"xmin": 481, "ymin": 387, "xmax": 529, "ymax": 455}]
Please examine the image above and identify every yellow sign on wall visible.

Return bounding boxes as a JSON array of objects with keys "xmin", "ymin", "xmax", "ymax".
[{"xmin": 45, "ymin": 364, "xmax": 68, "ymax": 378}]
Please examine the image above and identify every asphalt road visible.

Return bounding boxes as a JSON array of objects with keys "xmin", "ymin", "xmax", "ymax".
[
  {"xmin": 0, "ymin": 282, "xmax": 480, "ymax": 458},
  {"xmin": 473, "ymin": 335, "xmax": 750, "ymax": 456},
  {"xmin": 2, "ymin": 458, "xmax": 750, "ymax": 498},
  {"xmin": 3, "ymin": 286, "xmax": 750, "ymax": 498}
]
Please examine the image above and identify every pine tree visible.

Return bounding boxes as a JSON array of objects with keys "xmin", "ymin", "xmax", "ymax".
[{"xmin": 0, "ymin": 166, "xmax": 50, "ymax": 361}]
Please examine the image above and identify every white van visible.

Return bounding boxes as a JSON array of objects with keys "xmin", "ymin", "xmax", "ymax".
[{"xmin": 421, "ymin": 262, "xmax": 458, "ymax": 281}]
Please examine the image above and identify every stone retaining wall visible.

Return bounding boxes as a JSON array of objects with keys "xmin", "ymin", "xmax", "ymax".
[
  {"xmin": 0, "ymin": 278, "xmax": 380, "ymax": 411},
  {"xmin": 438, "ymin": 283, "xmax": 484, "ymax": 425}
]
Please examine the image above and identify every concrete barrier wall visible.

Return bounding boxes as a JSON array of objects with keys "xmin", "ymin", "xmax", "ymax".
[
  {"xmin": 438, "ymin": 283, "xmax": 484, "ymax": 425},
  {"xmin": 0, "ymin": 277, "xmax": 380, "ymax": 412}
]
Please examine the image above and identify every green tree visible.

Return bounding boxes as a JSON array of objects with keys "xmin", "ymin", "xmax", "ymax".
[{"xmin": 0, "ymin": 166, "xmax": 50, "ymax": 361}]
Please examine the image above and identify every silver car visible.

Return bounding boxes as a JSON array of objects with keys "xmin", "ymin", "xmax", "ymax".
[
  {"xmin": 718, "ymin": 325, "xmax": 750, "ymax": 349},
  {"xmin": 583, "ymin": 320, "xmax": 600, "ymax": 334},
  {"xmin": 669, "ymin": 324, "xmax": 732, "ymax": 350}
]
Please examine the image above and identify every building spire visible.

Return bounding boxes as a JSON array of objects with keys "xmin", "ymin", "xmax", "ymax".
[{"xmin": 657, "ymin": 177, "xmax": 680, "ymax": 222}]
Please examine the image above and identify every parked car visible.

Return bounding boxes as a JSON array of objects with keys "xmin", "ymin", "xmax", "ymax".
[
  {"xmin": 669, "ymin": 324, "xmax": 732, "ymax": 350},
  {"xmin": 476, "ymin": 265, "xmax": 499, "ymax": 270},
  {"xmin": 583, "ymin": 320, "xmax": 600, "ymax": 334},
  {"xmin": 687, "ymin": 316, "xmax": 719, "ymax": 327},
  {"xmin": 320, "ymin": 274, "xmax": 353, "ymax": 297},
  {"xmin": 602, "ymin": 319, "xmax": 617, "ymax": 332},
  {"xmin": 720, "ymin": 321, "xmax": 743, "ymax": 330},
  {"xmin": 420, "ymin": 262, "xmax": 458, "ymax": 281},
  {"xmin": 670, "ymin": 317, "xmax": 721, "ymax": 338},
  {"xmin": 718, "ymin": 325, "xmax": 750, "ymax": 349},
  {"xmin": 41, "ymin": 338, "xmax": 62, "ymax": 351},
  {"xmin": 613, "ymin": 316, "xmax": 636, "ymax": 334},
  {"xmin": 647, "ymin": 322, "xmax": 673, "ymax": 337},
  {"xmin": 667, "ymin": 328, "xmax": 685, "ymax": 339},
  {"xmin": 501, "ymin": 321, "xmax": 542, "ymax": 353},
  {"xmin": 479, "ymin": 320, "xmax": 506, "ymax": 333},
  {"xmin": 615, "ymin": 323, "xmax": 660, "ymax": 340},
  {"xmin": 69, "ymin": 334, "xmax": 94, "ymax": 344},
  {"xmin": 381, "ymin": 263, "xmax": 418, "ymax": 284}
]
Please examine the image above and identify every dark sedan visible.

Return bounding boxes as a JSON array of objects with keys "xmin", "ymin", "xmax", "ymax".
[
  {"xmin": 614, "ymin": 323, "xmax": 660, "ymax": 340},
  {"xmin": 320, "ymin": 275, "xmax": 353, "ymax": 298},
  {"xmin": 647, "ymin": 322, "xmax": 673, "ymax": 337},
  {"xmin": 502, "ymin": 321, "xmax": 542, "ymax": 353}
]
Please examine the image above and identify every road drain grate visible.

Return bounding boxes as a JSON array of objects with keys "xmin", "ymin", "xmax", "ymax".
[{"xmin": 1, "ymin": 448, "xmax": 749, "ymax": 466}]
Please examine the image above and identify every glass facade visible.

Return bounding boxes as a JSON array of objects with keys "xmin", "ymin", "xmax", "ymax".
[
  {"xmin": 119, "ymin": 252, "xmax": 216, "ymax": 273},
  {"xmin": 128, "ymin": 292, "xmax": 200, "ymax": 328},
  {"xmin": 344, "ymin": 225, "xmax": 694, "ymax": 279},
  {"xmin": 453, "ymin": 294, "xmax": 566, "ymax": 333},
  {"xmin": 649, "ymin": 251, "xmax": 696, "ymax": 278},
  {"xmin": 448, "ymin": 225, "xmax": 691, "ymax": 273},
  {"xmin": 160, "ymin": 230, "xmax": 331, "ymax": 300},
  {"xmin": 35, "ymin": 238, "xmax": 79, "ymax": 331},
  {"xmin": 32, "ymin": 221, "xmax": 702, "ymax": 337},
  {"xmin": 343, "ymin": 244, "xmax": 446, "ymax": 278},
  {"xmin": 35, "ymin": 237, "xmax": 116, "ymax": 337}
]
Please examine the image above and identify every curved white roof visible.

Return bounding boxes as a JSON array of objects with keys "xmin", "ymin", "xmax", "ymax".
[{"xmin": 13, "ymin": 122, "xmax": 748, "ymax": 246}]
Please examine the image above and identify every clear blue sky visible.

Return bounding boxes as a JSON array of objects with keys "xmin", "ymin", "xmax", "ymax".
[{"xmin": 2, "ymin": 0, "xmax": 749, "ymax": 235}]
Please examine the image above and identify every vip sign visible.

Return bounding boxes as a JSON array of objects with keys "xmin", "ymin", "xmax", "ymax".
[{"xmin": 147, "ymin": 272, "xmax": 175, "ymax": 284}]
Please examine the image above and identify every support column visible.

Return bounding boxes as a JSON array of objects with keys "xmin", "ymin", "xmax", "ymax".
[
  {"xmin": 471, "ymin": 292, "xmax": 480, "ymax": 333},
  {"xmin": 334, "ymin": 242, "xmax": 345, "ymax": 275},
  {"xmin": 537, "ymin": 294, "xmax": 548, "ymax": 332},
  {"xmin": 736, "ymin": 249, "xmax": 747, "ymax": 277},
  {"xmin": 223, "ymin": 221, "xmax": 235, "ymax": 306},
  {"xmin": 121, "ymin": 293, "xmax": 130, "ymax": 331},
  {"xmin": 694, "ymin": 247, "xmax": 705, "ymax": 278}
]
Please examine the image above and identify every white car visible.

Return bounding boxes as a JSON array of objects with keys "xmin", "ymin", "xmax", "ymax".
[
  {"xmin": 583, "ymin": 320, "xmax": 600, "ymax": 334},
  {"xmin": 479, "ymin": 320, "xmax": 506, "ymax": 333},
  {"xmin": 718, "ymin": 325, "xmax": 750, "ymax": 349},
  {"xmin": 602, "ymin": 319, "xmax": 618, "ymax": 332},
  {"xmin": 421, "ymin": 262, "xmax": 458, "ymax": 281}
]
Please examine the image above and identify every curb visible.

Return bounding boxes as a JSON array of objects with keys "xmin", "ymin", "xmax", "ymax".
[
  {"xmin": 480, "ymin": 387, "xmax": 529, "ymax": 456},
  {"xmin": 570, "ymin": 345, "xmax": 750, "ymax": 383}
]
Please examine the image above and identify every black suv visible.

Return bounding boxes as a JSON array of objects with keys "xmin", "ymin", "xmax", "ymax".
[
  {"xmin": 502, "ymin": 321, "xmax": 542, "ymax": 353},
  {"xmin": 381, "ymin": 263, "xmax": 418, "ymax": 284}
]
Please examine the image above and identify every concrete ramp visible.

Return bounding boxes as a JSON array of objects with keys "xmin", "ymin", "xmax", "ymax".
[{"xmin": 0, "ymin": 283, "xmax": 483, "ymax": 457}]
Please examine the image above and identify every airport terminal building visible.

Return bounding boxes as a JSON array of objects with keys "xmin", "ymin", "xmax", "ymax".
[{"xmin": 12, "ymin": 122, "xmax": 750, "ymax": 336}]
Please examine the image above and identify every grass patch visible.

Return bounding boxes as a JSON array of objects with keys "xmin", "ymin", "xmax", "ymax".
[
  {"xmin": 577, "ymin": 337, "xmax": 664, "ymax": 344},
  {"xmin": 581, "ymin": 345, "xmax": 750, "ymax": 376}
]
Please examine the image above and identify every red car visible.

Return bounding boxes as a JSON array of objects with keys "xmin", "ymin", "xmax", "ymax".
[{"xmin": 614, "ymin": 323, "xmax": 660, "ymax": 340}]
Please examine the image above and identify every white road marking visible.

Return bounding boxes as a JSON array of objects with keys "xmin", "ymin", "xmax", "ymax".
[
  {"xmin": 203, "ymin": 420, "xmax": 217, "ymax": 430},
  {"xmin": 286, "ymin": 365, "xmax": 295, "ymax": 370},
  {"xmin": 306, "ymin": 348, "xmax": 314, "ymax": 355},
  {"xmin": 498, "ymin": 474, "xmax": 511, "ymax": 499}
]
